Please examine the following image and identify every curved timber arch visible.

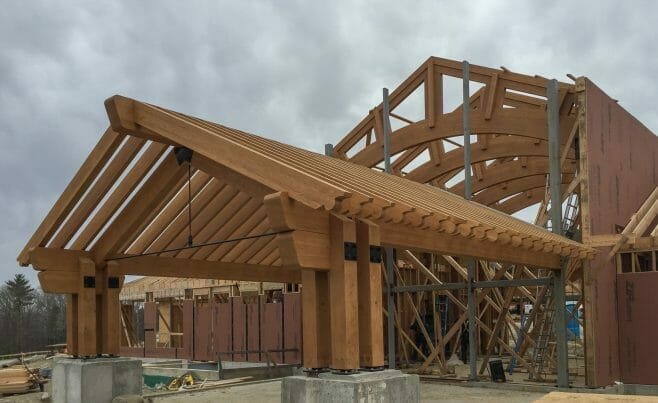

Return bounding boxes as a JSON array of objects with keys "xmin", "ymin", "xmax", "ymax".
[
  {"xmin": 449, "ymin": 158, "xmax": 577, "ymax": 195},
  {"xmin": 494, "ymin": 183, "xmax": 570, "ymax": 215},
  {"xmin": 472, "ymin": 174, "xmax": 574, "ymax": 206},
  {"xmin": 405, "ymin": 137, "xmax": 576, "ymax": 184},
  {"xmin": 349, "ymin": 110, "xmax": 576, "ymax": 168}
]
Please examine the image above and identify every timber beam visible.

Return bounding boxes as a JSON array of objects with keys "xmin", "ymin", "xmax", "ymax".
[
  {"xmin": 381, "ymin": 224, "xmax": 562, "ymax": 269},
  {"xmin": 29, "ymin": 247, "xmax": 300, "ymax": 284},
  {"xmin": 265, "ymin": 191, "xmax": 565, "ymax": 269}
]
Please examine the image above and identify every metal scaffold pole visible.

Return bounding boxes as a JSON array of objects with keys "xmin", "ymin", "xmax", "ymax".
[
  {"xmin": 383, "ymin": 87, "xmax": 396, "ymax": 369},
  {"xmin": 548, "ymin": 78, "xmax": 569, "ymax": 388},
  {"xmin": 463, "ymin": 60, "xmax": 478, "ymax": 382}
]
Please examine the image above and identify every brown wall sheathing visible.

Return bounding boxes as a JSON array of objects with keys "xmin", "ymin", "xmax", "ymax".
[
  {"xmin": 193, "ymin": 302, "xmax": 213, "ymax": 361},
  {"xmin": 120, "ymin": 346, "xmax": 145, "ymax": 357},
  {"xmin": 232, "ymin": 296, "xmax": 246, "ymax": 361},
  {"xmin": 178, "ymin": 300, "xmax": 194, "ymax": 360},
  {"xmin": 583, "ymin": 78, "xmax": 658, "ymax": 386},
  {"xmin": 283, "ymin": 293, "xmax": 302, "ymax": 364},
  {"xmin": 148, "ymin": 347, "xmax": 177, "ymax": 359},
  {"xmin": 213, "ymin": 300, "xmax": 232, "ymax": 360},
  {"xmin": 260, "ymin": 298, "xmax": 283, "ymax": 363},
  {"xmin": 616, "ymin": 272, "xmax": 658, "ymax": 384},
  {"xmin": 246, "ymin": 298, "xmax": 261, "ymax": 362},
  {"xmin": 125, "ymin": 293, "xmax": 302, "ymax": 364},
  {"xmin": 144, "ymin": 302, "xmax": 157, "ymax": 351}
]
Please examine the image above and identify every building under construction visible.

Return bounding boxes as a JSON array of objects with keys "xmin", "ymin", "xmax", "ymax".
[{"xmin": 18, "ymin": 57, "xmax": 658, "ymax": 400}]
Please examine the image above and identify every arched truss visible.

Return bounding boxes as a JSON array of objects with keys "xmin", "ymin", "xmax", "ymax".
[{"xmin": 333, "ymin": 57, "xmax": 580, "ymax": 216}]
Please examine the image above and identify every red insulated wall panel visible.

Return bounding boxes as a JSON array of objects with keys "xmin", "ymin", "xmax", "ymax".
[
  {"xmin": 261, "ymin": 297, "xmax": 283, "ymax": 363},
  {"xmin": 246, "ymin": 298, "xmax": 261, "ymax": 362},
  {"xmin": 584, "ymin": 78, "xmax": 658, "ymax": 386},
  {"xmin": 213, "ymin": 300, "xmax": 233, "ymax": 361},
  {"xmin": 232, "ymin": 296, "xmax": 246, "ymax": 361},
  {"xmin": 616, "ymin": 272, "xmax": 658, "ymax": 384},
  {"xmin": 193, "ymin": 302, "xmax": 213, "ymax": 361},
  {"xmin": 283, "ymin": 293, "xmax": 302, "ymax": 364}
]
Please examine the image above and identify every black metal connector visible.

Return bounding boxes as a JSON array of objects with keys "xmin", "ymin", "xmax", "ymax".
[
  {"xmin": 108, "ymin": 277, "xmax": 120, "ymax": 289},
  {"xmin": 344, "ymin": 242, "xmax": 357, "ymax": 261},
  {"xmin": 83, "ymin": 276, "xmax": 96, "ymax": 288},
  {"xmin": 360, "ymin": 366, "xmax": 385, "ymax": 372},
  {"xmin": 303, "ymin": 367, "xmax": 330, "ymax": 378},
  {"xmin": 174, "ymin": 146, "xmax": 193, "ymax": 165},
  {"xmin": 369, "ymin": 245, "xmax": 382, "ymax": 263},
  {"xmin": 331, "ymin": 368, "xmax": 360, "ymax": 375}
]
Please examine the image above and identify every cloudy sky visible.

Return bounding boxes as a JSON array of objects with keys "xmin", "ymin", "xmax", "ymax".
[{"xmin": 1, "ymin": 1, "xmax": 656, "ymax": 285}]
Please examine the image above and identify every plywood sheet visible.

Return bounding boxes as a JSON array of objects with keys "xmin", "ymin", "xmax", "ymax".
[
  {"xmin": 246, "ymin": 298, "xmax": 261, "ymax": 362},
  {"xmin": 213, "ymin": 300, "xmax": 232, "ymax": 360},
  {"xmin": 583, "ymin": 79, "xmax": 658, "ymax": 386},
  {"xmin": 283, "ymin": 293, "xmax": 302, "ymax": 364},
  {"xmin": 179, "ymin": 299, "xmax": 194, "ymax": 360},
  {"xmin": 232, "ymin": 296, "xmax": 246, "ymax": 361},
  {"xmin": 617, "ymin": 272, "xmax": 658, "ymax": 384},
  {"xmin": 261, "ymin": 298, "xmax": 283, "ymax": 363},
  {"xmin": 194, "ymin": 302, "xmax": 213, "ymax": 361}
]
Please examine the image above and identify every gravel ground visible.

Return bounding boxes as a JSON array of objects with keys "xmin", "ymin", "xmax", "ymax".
[{"xmin": 148, "ymin": 379, "xmax": 547, "ymax": 402}]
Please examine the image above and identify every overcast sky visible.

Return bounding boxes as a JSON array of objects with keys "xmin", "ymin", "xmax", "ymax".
[{"xmin": 1, "ymin": 1, "xmax": 657, "ymax": 285}]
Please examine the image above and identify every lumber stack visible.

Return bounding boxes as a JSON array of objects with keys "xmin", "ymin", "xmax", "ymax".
[{"xmin": 0, "ymin": 366, "xmax": 37, "ymax": 395}]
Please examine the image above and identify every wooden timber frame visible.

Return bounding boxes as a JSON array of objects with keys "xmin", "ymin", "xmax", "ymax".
[
  {"xmin": 18, "ymin": 58, "xmax": 595, "ymax": 376},
  {"xmin": 331, "ymin": 57, "xmax": 604, "ymax": 385}
]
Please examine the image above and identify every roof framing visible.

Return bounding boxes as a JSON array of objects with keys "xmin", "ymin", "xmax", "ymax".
[{"xmin": 19, "ymin": 92, "xmax": 594, "ymax": 282}]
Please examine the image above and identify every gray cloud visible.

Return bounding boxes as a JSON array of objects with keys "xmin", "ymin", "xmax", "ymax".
[{"xmin": 1, "ymin": 0, "xmax": 657, "ymax": 284}]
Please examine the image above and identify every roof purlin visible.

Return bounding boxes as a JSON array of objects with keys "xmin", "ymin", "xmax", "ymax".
[{"xmin": 104, "ymin": 95, "xmax": 595, "ymax": 262}]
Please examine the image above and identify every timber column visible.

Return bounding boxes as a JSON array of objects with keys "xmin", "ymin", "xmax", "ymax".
[
  {"xmin": 300, "ymin": 270, "xmax": 332, "ymax": 369},
  {"xmin": 77, "ymin": 258, "xmax": 97, "ymax": 357},
  {"xmin": 356, "ymin": 219, "xmax": 384, "ymax": 369},
  {"xmin": 62, "ymin": 258, "xmax": 123, "ymax": 357},
  {"xmin": 328, "ymin": 214, "xmax": 360, "ymax": 372}
]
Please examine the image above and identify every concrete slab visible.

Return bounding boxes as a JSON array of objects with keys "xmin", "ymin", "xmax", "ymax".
[
  {"xmin": 52, "ymin": 357, "xmax": 142, "ymax": 403},
  {"xmin": 281, "ymin": 369, "xmax": 419, "ymax": 403}
]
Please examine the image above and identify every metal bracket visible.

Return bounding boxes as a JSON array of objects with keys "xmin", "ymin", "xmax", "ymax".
[
  {"xmin": 369, "ymin": 246, "xmax": 382, "ymax": 263},
  {"xmin": 360, "ymin": 366, "xmax": 385, "ymax": 372},
  {"xmin": 83, "ymin": 276, "xmax": 95, "ymax": 288},
  {"xmin": 108, "ymin": 277, "xmax": 120, "ymax": 289},
  {"xmin": 174, "ymin": 146, "xmax": 193, "ymax": 165},
  {"xmin": 344, "ymin": 242, "xmax": 357, "ymax": 261},
  {"xmin": 331, "ymin": 368, "xmax": 360, "ymax": 375},
  {"xmin": 303, "ymin": 367, "xmax": 330, "ymax": 378}
]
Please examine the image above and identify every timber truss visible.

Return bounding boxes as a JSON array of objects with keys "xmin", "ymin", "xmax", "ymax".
[
  {"xmin": 18, "ymin": 59, "xmax": 594, "ymax": 378},
  {"xmin": 332, "ymin": 57, "xmax": 590, "ymax": 382}
]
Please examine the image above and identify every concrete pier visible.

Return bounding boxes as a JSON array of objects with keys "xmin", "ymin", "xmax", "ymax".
[
  {"xmin": 281, "ymin": 369, "xmax": 419, "ymax": 403},
  {"xmin": 52, "ymin": 357, "xmax": 142, "ymax": 403}
]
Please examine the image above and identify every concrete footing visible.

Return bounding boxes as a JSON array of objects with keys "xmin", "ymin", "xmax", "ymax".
[
  {"xmin": 281, "ymin": 369, "xmax": 419, "ymax": 403},
  {"xmin": 52, "ymin": 357, "xmax": 142, "ymax": 403}
]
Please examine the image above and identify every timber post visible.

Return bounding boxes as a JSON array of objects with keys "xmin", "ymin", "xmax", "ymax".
[
  {"xmin": 328, "ymin": 214, "xmax": 360, "ymax": 372},
  {"xmin": 77, "ymin": 257, "xmax": 97, "ymax": 357},
  {"xmin": 356, "ymin": 219, "xmax": 384, "ymax": 369}
]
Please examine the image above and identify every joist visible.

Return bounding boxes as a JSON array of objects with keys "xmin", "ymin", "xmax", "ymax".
[
  {"xmin": 91, "ymin": 152, "xmax": 188, "ymax": 264},
  {"xmin": 607, "ymin": 187, "xmax": 658, "ymax": 259},
  {"xmin": 17, "ymin": 128, "xmax": 123, "ymax": 265},
  {"xmin": 109, "ymin": 255, "xmax": 300, "ymax": 283},
  {"xmin": 49, "ymin": 136, "xmax": 147, "ymax": 249}
]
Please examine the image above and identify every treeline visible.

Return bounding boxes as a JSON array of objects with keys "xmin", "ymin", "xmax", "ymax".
[{"xmin": 0, "ymin": 274, "xmax": 66, "ymax": 355}]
